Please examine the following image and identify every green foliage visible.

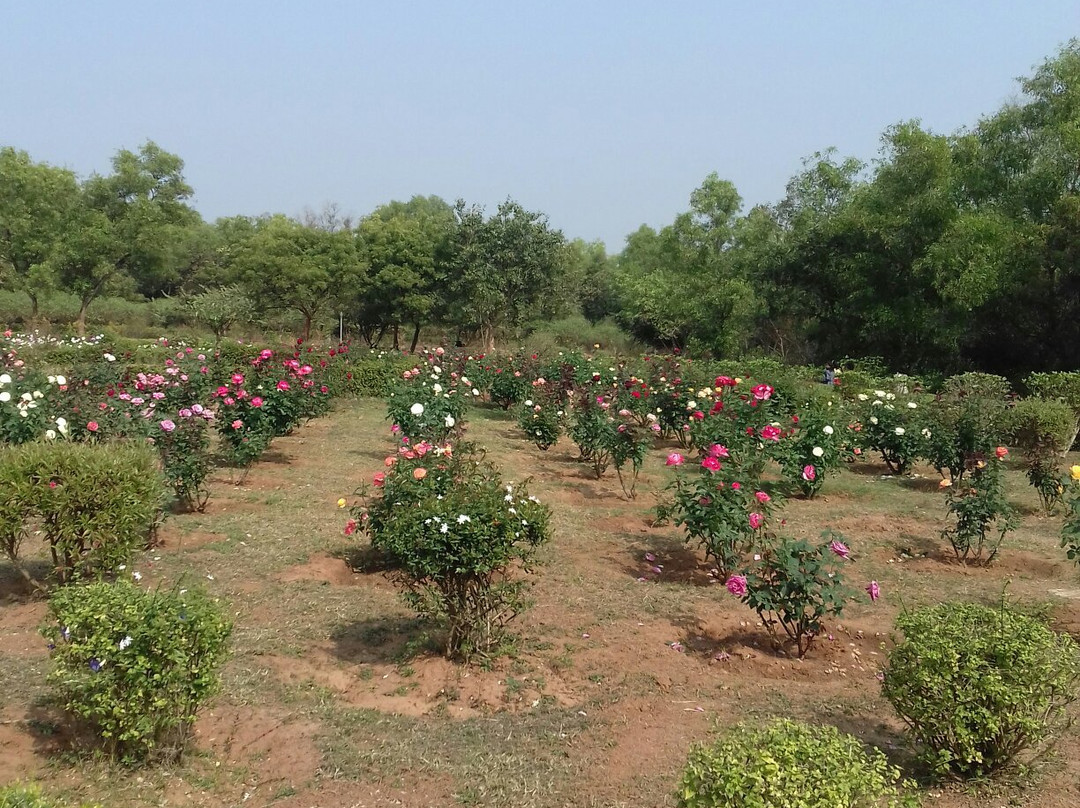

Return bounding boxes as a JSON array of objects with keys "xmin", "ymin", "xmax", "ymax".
[
  {"xmin": 385, "ymin": 361, "xmax": 466, "ymax": 443},
  {"xmin": 517, "ymin": 400, "xmax": 562, "ymax": 451},
  {"xmin": 676, "ymin": 718, "xmax": 917, "ymax": 808},
  {"xmin": 358, "ymin": 447, "xmax": 551, "ymax": 661},
  {"xmin": 1059, "ymin": 466, "xmax": 1080, "ymax": 564},
  {"xmin": 0, "ymin": 785, "xmax": 98, "ymax": 808},
  {"xmin": 659, "ymin": 453, "xmax": 777, "ymax": 577},
  {"xmin": 0, "ymin": 441, "xmax": 166, "ymax": 587},
  {"xmin": 921, "ymin": 382, "xmax": 1006, "ymax": 483},
  {"xmin": 854, "ymin": 390, "xmax": 926, "ymax": 474},
  {"xmin": 186, "ymin": 285, "xmax": 253, "ymax": 341},
  {"xmin": 882, "ymin": 600, "xmax": 1080, "ymax": 780},
  {"xmin": 154, "ymin": 411, "xmax": 212, "ymax": 512},
  {"xmin": 44, "ymin": 580, "xmax": 232, "ymax": 763},
  {"xmin": 1010, "ymin": 397, "xmax": 1075, "ymax": 512},
  {"xmin": 739, "ymin": 533, "xmax": 854, "ymax": 658},
  {"xmin": 941, "ymin": 455, "xmax": 1014, "ymax": 564}
]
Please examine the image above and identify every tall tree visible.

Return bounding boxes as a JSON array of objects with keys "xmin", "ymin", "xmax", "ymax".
[
  {"xmin": 0, "ymin": 148, "xmax": 80, "ymax": 318},
  {"xmin": 232, "ymin": 215, "xmax": 362, "ymax": 340},
  {"xmin": 353, "ymin": 195, "xmax": 454, "ymax": 350},
  {"xmin": 447, "ymin": 199, "xmax": 566, "ymax": 351}
]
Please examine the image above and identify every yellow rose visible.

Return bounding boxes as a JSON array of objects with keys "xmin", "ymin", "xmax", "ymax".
[
  {"xmin": 1071, "ymin": 465, "xmax": 1080, "ymax": 481},
  {"xmin": 337, "ymin": 497, "xmax": 347, "ymax": 508}
]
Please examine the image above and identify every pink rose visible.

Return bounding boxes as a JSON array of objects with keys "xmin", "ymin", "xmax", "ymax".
[
  {"xmin": 749, "ymin": 512, "xmax": 764, "ymax": 529},
  {"xmin": 666, "ymin": 452, "xmax": 685, "ymax": 467},
  {"xmin": 725, "ymin": 574, "xmax": 748, "ymax": 597}
]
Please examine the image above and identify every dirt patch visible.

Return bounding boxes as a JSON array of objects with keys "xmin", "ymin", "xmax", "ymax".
[
  {"xmin": 0, "ymin": 601, "xmax": 49, "ymax": 657},
  {"xmin": 277, "ymin": 553, "xmax": 360, "ymax": 586},
  {"xmin": 155, "ymin": 527, "xmax": 228, "ymax": 552},
  {"xmin": 195, "ymin": 705, "xmax": 321, "ymax": 797}
]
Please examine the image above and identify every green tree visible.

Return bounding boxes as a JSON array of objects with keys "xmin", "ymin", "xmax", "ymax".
[
  {"xmin": 447, "ymin": 199, "xmax": 567, "ymax": 351},
  {"xmin": 353, "ymin": 195, "xmax": 454, "ymax": 351},
  {"xmin": 0, "ymin": 148, "xmax": 80, "ymax": 319},
  {"xmin": 232, "ymin": 215, "xmax": 362, "ymax": 340}
]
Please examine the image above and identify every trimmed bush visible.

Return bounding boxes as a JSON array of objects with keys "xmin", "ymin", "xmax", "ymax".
[
  {"xmin": 676, "ymin": 718, "xmax": 917, "ymax": 808},
  {"xmin": 43, "ymin": 580, "xmax": 232, "ymax": 763},
  {"xmin": 882, "ymin": 600, "xmax": 1080, "ymax": 779},
  {"xmin": 0, "ymin": 442, "xmax": 167, "ymax": 588},
  {"xmin": 1009, "ymin": 397, "xmax": 1076, "ymax": 512}
]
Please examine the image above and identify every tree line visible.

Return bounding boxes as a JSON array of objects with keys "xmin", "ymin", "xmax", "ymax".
[{"xmin": 2, "ymin": 41, "xmax": 1079, "ymax": 377}]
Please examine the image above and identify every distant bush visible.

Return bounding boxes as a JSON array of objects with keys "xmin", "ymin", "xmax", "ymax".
[
  {"xmin": 523, "ymin": 316, "xmax": 640, "ymax": 356},
  {"xmin": 882, "ymin": 600, "xmax": 1080, "ymax": 779},
  {"xmin": 0, "ymin": 442, "xmax": 166, "ymax": 587},
  {"xmin": 676, "ymin": 718, "xmax": 917, "ymax": 808},
  {"xmin": 44, "ymin": 580, "xmax": 232, "ymax": 763},
  {"xmin": 1010, "ymin": 397, "xmax": 1075, "ymax": 512}
]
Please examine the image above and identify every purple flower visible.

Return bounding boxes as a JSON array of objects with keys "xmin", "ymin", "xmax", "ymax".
[
  {"xmin": 726, "ymin": 574, "xmax": 748, "ymax": 598},
  {"xmin": 866, "ymin": 580, "xmax": 881, "ymax": 602},
  {"xmin": 829, "ymin": 540, "xmax": 851, "ymax": 559},
  {"xmin": 89, "ymin": 658, "xmax": 102, "ymax": 672},
  {"xmin": 159, "ymin": 419, "xmax": 176, "ymax": 433},
  {"xmin": 644, "ymin": 552, "xmax": 656, "ymax": 563},
  {"xmin": 60, "ymin": 626, "xmax": 70, "ymax": 642}
]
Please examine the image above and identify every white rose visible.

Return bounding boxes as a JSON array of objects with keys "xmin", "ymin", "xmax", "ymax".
[
  {"xmin": 886, "ymin": 393, "xmax": 896, "ymax": 401},
  {"xmin": 921, "ymin": 428, "xmax": 932, "ymax": 438},
  {"xmin": 895, "ymin": 427, "xmax": 905, "ymax": 436},
  {"xmin": 823, "ymin": 425, "xmax": 834, "ymax": 435},
  {"xmin": 472, "ymin": 389, "xmax": 480, "ymax": 396},
  {"xmin": 444, "ymin": 415, "xmax": 456, "ymax": 428},
  {"xmin": 524, "ymin": 400, "xmax": 533, "ymax": 407},
  {"xmin": 103, "ymin": 353, "xmax": 116, "ymax": 362},
  {"xmin": 857, "ymin": 393, "xmax": 868, "ymax": 401},
  {"xmin": 432, "ymin": 383, "xmax": 443, "ymax": 394},
  {"xmin": 0, "ymin": 391, "xmax": 9, "ymax": 403},
  {"xmin": 870, "ymin": 416, "xmax": 879, "ymax": 425},
  {"xmin": 907, "ymin": 402, "xmax": 917, "ymax": 409},
  {"xmin": 812, "ymin": 446, "xmax": 825, "ymax": 457},
  {"xmin": 56, "ymin": 375, "xmax": 66, "ymax": 386},
  {"xmin": 872, "ymin": 400, "xmax": 883, "ymax": 406},
  {"xmin": 410, "ymin": 403, "xmax": 424, "ymax": 416},
  {"xmin": 0, "ymin": 373, "xmax": 11, "ymax": 384},
  {"xmin": 874, "ymin": 390, "xmax": 887, "ymax": 398},
  {"xmin": 45, "ymin": 429, "xmax": 56, "ymax": 440}
]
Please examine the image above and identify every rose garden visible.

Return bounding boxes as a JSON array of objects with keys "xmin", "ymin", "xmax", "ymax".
[{"xmin": 2, "ymin": 333, "xmax": 1080, "ymax": 807}]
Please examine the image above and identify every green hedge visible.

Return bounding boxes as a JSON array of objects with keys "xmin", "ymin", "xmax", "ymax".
[{"xmin": 0, "ymin": 442, "xmax": 167, "ymax": 588}]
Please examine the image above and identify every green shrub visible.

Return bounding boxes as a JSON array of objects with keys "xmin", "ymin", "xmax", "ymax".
[
  {"xmin": 677, "ymin": 718, "xmax": 917, "ymax": 808},
  {"xmin": 357, "ymin": 447, "xmax": 551, "ymax": 661},
  {"xmin": 0, "ymin": 785, "xmax": 98, "ymax": 808},
  {"xmin": 882, "ymin": 600, "xmax": 1080, "ymax": 780},
  {"xmin": 43, "ymin": 580, "xmax": 232, "ymax": 763},
  {"xmin": 0, "ymin": 442, "xmax": 167, "ymax": 588},
  {"xmin": 1009, "ymin": 397, "xmax": 1075, "ymax": 512}
]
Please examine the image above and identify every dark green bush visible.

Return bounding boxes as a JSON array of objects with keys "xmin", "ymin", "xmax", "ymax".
[
  {"xmin": 677, "ymin": 718, "xmax": 917, "ymax": 807},
  {"xmin": 44, "ymin": 580, "xmax": 232, "ymax": 763},
  {"xmin": 0, "ymin": 442, "xmax": 167, "ymax": 588},
  {"xmin": 1009, "ymin": 397, "xmax": 1076, "ymax": 512},
  {"xmin": 882, "ymin": 600, "xmax": 1080, "ymax": 780}
]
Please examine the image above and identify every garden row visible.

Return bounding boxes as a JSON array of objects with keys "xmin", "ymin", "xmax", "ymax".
[{"xmin": 341, "ymin": 352, "xmax": 1080, "ymax": 806}]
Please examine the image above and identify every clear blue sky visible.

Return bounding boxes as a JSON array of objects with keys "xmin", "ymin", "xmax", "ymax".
[{"xmin": 2, "ymin": 2, "xmax": 1076, "ymax": 249}]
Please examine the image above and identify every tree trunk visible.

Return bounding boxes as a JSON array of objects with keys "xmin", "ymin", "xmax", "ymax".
[
  {"xmin": 28, "ymin": 292, "xmax": 39, "ymax": 322},
  {"xmin": 409, "ymin": 322, "xmax": 422, "ymax": 353},
  {"xmin": 302, "ymin": 312, "xmax": 312, "ymax": 343},
  {"xmin": 482, "ymin": 323, "xmax": 495, "ymax": 353},
  {"xmin": 77, "ymin": 297, "xmax": 91, "ymax": 337},
  {"xmin": 392, "ymin": 323, "xmax": 400, "ymax": 351}
]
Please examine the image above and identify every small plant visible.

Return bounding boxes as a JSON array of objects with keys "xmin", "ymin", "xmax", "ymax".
[
  {"xmin": 43, "ymin": 580, "xmax": 232, "ymax": 763},
  {"xmin": 517, "ymin": 399, "xmax": 562, "ymax": 451},
  {"xmin": 854, "ymin": 390, "xmax": 926, "ymax": 474},
  {"xmin": 154, "ymin": 407, "xmax": 215, "ymax": 512},
  {"xmin": 568, "ymin": 395, "xmax": 615, "ymax": 477},
  {"xmin": 659, "ymin": 451, "xmax": 777, "ymax": 577},
  {"xmin": 1059, "ymin": 465, "xmax": 1080, "ymax": 564},
  {"xmin": 731, "ymin": 532, "xmax": 854, "ymax": 658},
  {"xmin": 676, "ymin": 718, "xmax": 918, "ymax": 808},
  {"xmin": 881, "ymin": 599, "xmax": 1080, "ymax": 780},
  {"xmin": 610, "ymin": 419, "xmax": 651, "ymax": 499},
  {"xmin": 941, "ymin": 452, "xmax": 1014, "ymax": 564}
]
